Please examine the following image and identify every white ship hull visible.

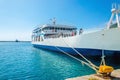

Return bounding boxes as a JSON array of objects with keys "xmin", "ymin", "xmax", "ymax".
[{"xmin": 32, "ymin": 28, "xmax": 120, "ymax": 56}]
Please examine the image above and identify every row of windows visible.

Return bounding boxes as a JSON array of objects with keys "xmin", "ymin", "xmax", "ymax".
[
  {"xmin": 42, "ymin": 27, "xmax": 76, "ymax": 31},
  {"xmin": 33, "ymin": 27, "xmax": 77, "ymax": 33}
]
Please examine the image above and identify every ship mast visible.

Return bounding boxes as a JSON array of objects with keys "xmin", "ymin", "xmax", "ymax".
[
  {"xmin": 107, "ymin": 4, "xmax": 120, "ymax": 29},
  {"xmin": 50, "ymin": 17, "xmax": 56, "ymax": 25}
]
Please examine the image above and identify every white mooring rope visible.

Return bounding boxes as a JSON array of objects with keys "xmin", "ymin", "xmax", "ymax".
[
  {"xmin": 62, "ymin": 37, "xmax": 99, "ymax": 69},
  {"xmin": 47, "ymin": 38, "xmax": 99, "ymax": 72}
]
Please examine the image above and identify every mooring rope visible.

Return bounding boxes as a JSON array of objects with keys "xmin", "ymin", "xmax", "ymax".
[
  {"xmin": 55, "ymin": 46, "xmax": 98, "ymax": 72},
  {"xmin": 100, "ymin": 50, "xmax": 106, "ymax": 66},
  {"xmin": 61, "ymin": 37, "xmax": 99, "ymax": 69},
  {"xmin": 47, "ymin": 38, "xmax": 98, "ymax": 72}
]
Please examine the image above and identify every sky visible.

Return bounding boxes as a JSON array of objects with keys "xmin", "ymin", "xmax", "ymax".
[{"xmin": 0, "ymin": 0, "xmax": 120, "ymax": 41}]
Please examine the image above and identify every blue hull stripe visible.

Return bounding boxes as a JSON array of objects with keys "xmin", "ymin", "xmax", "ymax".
[{"xmin": 33, "ymin": 44, "xmax": 119, "ymax": 56}]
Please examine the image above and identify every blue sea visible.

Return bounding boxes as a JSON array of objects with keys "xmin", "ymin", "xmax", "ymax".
[{"xmin": 0, "ymin": 42, "xmax": 119, "ymax": 80}]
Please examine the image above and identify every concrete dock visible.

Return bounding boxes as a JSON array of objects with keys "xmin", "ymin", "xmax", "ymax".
[{"xmin": 66, "ymin": 69, "xmax": 120, "ymax": 80}]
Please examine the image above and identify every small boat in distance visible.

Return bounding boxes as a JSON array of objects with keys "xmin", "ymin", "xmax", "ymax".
[
  {"xmin": 15, "ymin": 39, "xmax": 19, "ymax": 42},
  {"xmin": 32, "ymin": 4, "xmax": 120, "ymax": 56}
]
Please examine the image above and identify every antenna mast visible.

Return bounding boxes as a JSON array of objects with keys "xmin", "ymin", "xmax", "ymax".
[
  {"xmin": 107, "ymin": 3, "xmax": 120, "ymax": 29},
  {"xmin": 50, "ymin": 17, "xmax": 56, "ymax": 25}
]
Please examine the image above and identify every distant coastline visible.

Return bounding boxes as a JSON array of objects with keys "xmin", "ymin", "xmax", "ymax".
[{"xmin": 0, "ymin": 41, "xmax": 31, "ymax": 42}]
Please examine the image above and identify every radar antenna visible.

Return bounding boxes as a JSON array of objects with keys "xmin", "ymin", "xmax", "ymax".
[
  {"xmin": 112, "ymin": 3, "xmax": 116, "ymax": 9},
  {"xmin": 50, "ymin": 17, "xmax": 56, "ymax": 25}
]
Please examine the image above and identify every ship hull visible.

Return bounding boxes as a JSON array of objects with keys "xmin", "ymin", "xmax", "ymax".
[
  {"xmin": 32, "ymin": 28, "xmax": 120, "ymax": 56},
  {"xmin": 33, "ymin": 44, "xmax": 120, "ymax": 56}
]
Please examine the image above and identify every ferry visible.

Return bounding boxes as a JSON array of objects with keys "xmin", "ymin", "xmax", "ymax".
[{"xmin": 32, "ymin": 5, "xmax": 120, "ymax": 56}]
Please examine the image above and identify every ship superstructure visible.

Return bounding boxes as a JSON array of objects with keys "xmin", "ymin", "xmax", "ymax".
[{"xmin": 32, "ymin": 4, "xmax": 120, "ymax": 56}]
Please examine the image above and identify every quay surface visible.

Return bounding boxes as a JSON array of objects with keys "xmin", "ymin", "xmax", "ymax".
[{"xmin": 66, "ymin": 69, "xmax": 120, "ymax": 80}]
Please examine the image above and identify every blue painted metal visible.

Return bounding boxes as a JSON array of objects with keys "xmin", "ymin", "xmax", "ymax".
[{"xmin": 33, "ymin": 44, "xmax": 118, "ymax": 56}]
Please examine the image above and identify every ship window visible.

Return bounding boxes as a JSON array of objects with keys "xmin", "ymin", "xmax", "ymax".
[
  {"xmin": 66, "ymin": 28, "xmax": 69, "ymax": 30},
  {"xmin": 44, "ymin": 28, "xmax": 47, "ymax": 30},
  {"xmin": 47, "ymin": 27, "xmax": 50, "ymax": 30},
  {"xmin": 58, "ymin": 28, "xmax": 61, "ymax": 30},
  {"xmin": 50, "ymin": 27, "xmax": 54, "ymax": 30},
  {"xmin": 50, "ymin": 27, "xmax": 52, "ymax": 30},
  {"xmin": 39, "ymin": 29, "xmax": 41, "ymax": 32},
  {"xmin": 56, "ymin": 27, "xmax": 59, "ymax": 30}
]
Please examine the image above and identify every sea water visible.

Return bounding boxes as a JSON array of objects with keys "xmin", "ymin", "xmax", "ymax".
[{"xmin": 0, "ymin": 42, "xmax": 119, "ymax": 80}]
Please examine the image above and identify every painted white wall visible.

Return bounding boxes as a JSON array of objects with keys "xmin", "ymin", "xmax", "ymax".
[{"xmin": 32, "ymin": 28, "xmax": 120, "ymax": 51}]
